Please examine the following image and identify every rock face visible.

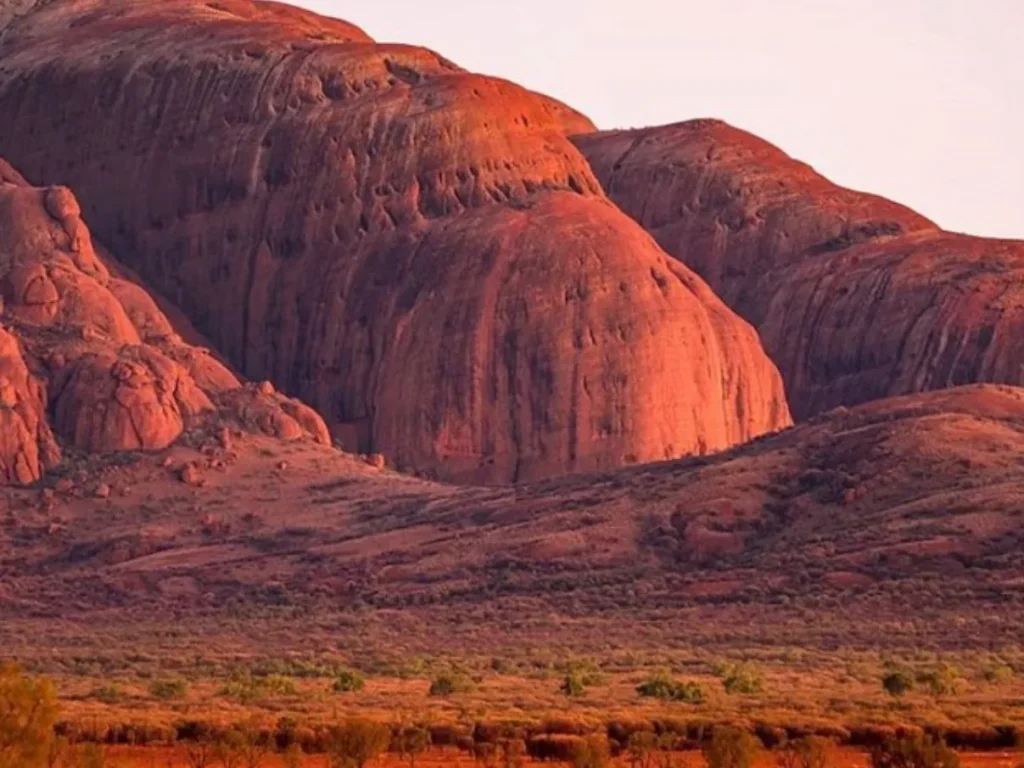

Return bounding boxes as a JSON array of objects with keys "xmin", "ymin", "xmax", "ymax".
[
  {"xmin": 0, "ymin": 1, "xmax": 791, "ymax": 482},
  {"xmin": 0, "ymin": 159, "xmax": 330, "ymax": 486},
  {"xmin": 574, "ymin": 120, "xmax": 1024, "ymax": 417}
]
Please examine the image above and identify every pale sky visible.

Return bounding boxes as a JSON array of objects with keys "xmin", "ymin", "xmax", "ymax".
[{"xmin": 293, "ymin": 0, "xmax": 1023, "ymax": 239}]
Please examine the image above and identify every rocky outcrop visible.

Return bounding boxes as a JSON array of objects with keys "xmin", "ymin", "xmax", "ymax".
[
  {"xmin": 0, "ymin": 327, "xmax": 59, "ymax": 485},
  {"xmin": 0, "ymin": 0, "xmax": 791, "ymax": 482},
  {"xmin": 0, "ymin": 160, "xmax": 330, "ymax": 485},
  {"xmin": 574, "ymin": 121, "xmax": 1024, "ymax": 417}
]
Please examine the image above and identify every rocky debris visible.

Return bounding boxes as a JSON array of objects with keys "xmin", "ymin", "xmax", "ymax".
[
  {"xmin": 0, "ymin": 0, "xmax": 791, "ymax": 483},
  {"xmin": 179, "ymin": 464, "xmax": 203, "ymax": 486},
  {"xmin": 364, "ymin": 453, "xmax": 386, "ymax": 470},
  {"xmin": 574, "ymin": 120, "xmax": 1024, "ymax": 417}
]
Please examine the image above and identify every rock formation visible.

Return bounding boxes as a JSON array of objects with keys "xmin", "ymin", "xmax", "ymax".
[
  {"xmin": 0, "ymin": 159, "xmax": 329, "ymax": 486},
  {"xmin": 574, "ymin": 121, "xmax": 1024, "ymax": 418},
  {"xmin": 0, "ymin": 0, "xmax": 791, "ymax": 482}
]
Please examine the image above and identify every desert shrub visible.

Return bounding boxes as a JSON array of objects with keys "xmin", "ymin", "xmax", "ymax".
[
  {"xmin": 528, "ymin": 734, "xmax": 583, "ymax": 762},
  {"xmin": 982, "ymin": 664, "xmax": 1014, "ymax": 684},
  {"xmin": 702, "ymin": 727, "xmax": 761, "ymax": 768},
  {"xmin": 333, "ymin": 669, "xmax": 366, "ymax": 693},
  {"xmin": 394, "ymin": 726, "xmax": 431, "ymax": 768},
  {"xmin": 429, "ymin": 673, "xmax": 473, "ymax": 697},
  {"xmin": 326, "ymin": 718, "xmax": 391, "ymax": 768},
  {"xmin": 571, "ymin": 735, "xmax": 610, "ymax": 768},
  {"xmin": 561, "ymin": 674, "xmax": 586, "ymax": 698},
  {"xmin": 721, "ymin": 664, "xmax": 764, "ymax": 695},
  {"xmin": 916, "ymin": 666, "xmax": 960, "ymax": 696},
  {"xmin": 0, "ymin": 662, "xmax": 59, "ymax": 768},
  {"xmin": 636, "ymin": 672, "xmax": 704, "ymax": 703},
  {"xmin": 220, "ymin": 672, "xmax": 297, "ymax": 704},
  {"xmin": 776, "ymin": 736, "xmax": 835, "ymax": 768},
  {"xmin": 882, "ymin": 671, "xmax": 914, "ymax": 697},
  {"xmin": 869, "ymin": 734, "xmax": 959, "ymax": 768},
  {"xmin": 149, "ymin": 679, "xmax": 189, "ymax": 700}
]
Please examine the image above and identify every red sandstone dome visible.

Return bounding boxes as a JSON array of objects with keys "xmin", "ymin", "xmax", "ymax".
[
  {"xmin": 0, "ymin": 0, "xmax": 791, "ymax": 483},
  {"xmin": 574, "ymin": 121, "xmax": 1024, "ymax": 418}
]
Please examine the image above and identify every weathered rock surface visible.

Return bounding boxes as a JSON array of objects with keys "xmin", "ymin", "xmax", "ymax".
[
  {"xmin": 0, "ymin": 160, "xmax": 330, "ymax": 485},
  {"xmin": 574, "ymin": 120, "xmax": 1024, "ymax": 417},
  {"xmin": 0, "ymin": 0, "xmax": 791, "ymax": 482}
]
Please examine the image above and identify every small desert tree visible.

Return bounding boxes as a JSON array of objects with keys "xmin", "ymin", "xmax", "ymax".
[
  {"xmin": 702, "ymin": 727, "xmax": 761, "ymax": 768},
  {"xmin": 394, "ymin": 726, "xmax": 431, "ymax": 768},
  {"xmin": 326, "ymin": 718, "xmax": 391, "ymax": 768},
  {"xmin": 0, "ymin": 662, "xmax": 59, "ymax": 768}
]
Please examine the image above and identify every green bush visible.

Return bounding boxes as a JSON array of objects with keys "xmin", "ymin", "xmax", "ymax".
[
  {"xmin": 429, "ymin": 673, "xmax": 473, "ymax": 697},
  {"xmin": 333, "ymin": 669, "xmax": 366, "ymax": 693},
  {"xmin": 721, "ymin": 664, "xmax": 763, "ymax": 695},
  {"xmin": 869, "ymin": 734, "xmax": 959, "ymax": 768},
  {"xmin": 882, "ymin": 671, "xmax": 914, "ymax": 697},
  {"xmin": 703, "ymin": 727, "xmax": 761, "ymax": 768},
  {"xmin": 636, "ymin": 671, "xmax": 704, "ymax": 703}
]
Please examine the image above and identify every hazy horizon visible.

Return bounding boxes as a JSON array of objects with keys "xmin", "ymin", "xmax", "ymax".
[{"xmin": 290, "ymin": 0, "xmax": 1022, "ymax": 240}]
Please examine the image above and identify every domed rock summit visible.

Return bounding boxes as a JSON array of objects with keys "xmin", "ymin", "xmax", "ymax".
[
  {"xmin": 0, "ymin": 0, "xmax": 791, "ymax": 483},
  {"xmin": 574, "ymin": 121, "xmax": 1024, "ymax": 418}
]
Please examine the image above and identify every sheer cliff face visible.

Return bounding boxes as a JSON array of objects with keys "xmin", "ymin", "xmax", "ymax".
[
  {"xmin": 0, "ymin": 0, "xmax": 791, "ymax": 483},
  {"xmin": 575, "ymin": 121, "xmax": 1024, "ymax": 418}
]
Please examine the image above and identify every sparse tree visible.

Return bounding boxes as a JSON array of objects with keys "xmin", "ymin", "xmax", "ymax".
[
  {"xmin": 326, "ymin": 718, "xmax": 391, "ymax": 768},
  {"xmin": 0, "ymin": 662, "xmax": 59, "ymax": 768},
  {"xmin": 702, "ymin": 727, "xmax": 761, "ymax": 768},
  {"xmin": 395, "ymin": 726, "xmax": 431, "ymax": 768},
  {"xmin": 184, "ymin": 741, "xmax": 216, "ymax": 768}
]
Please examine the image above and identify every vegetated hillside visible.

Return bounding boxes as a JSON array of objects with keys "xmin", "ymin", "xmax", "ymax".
[
  {"xmin": 0, "ymin": 0, "xmax": 790, "ymax": 484},
  {"xmin": 0, "ymin": 158, "xmax": 329, "ymax": 489},
  {"xmin": 2, "ymin": 384, "xmax": 1022, "ymax": 658},
  {"xmin": 574, "ymin": 121, "xmax": 1024, "ymax": 419}
]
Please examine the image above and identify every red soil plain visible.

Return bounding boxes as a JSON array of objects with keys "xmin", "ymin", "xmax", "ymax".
[{"xmin": 0, "ymin": 0, "xmax": 1023, "ymax": 760}]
